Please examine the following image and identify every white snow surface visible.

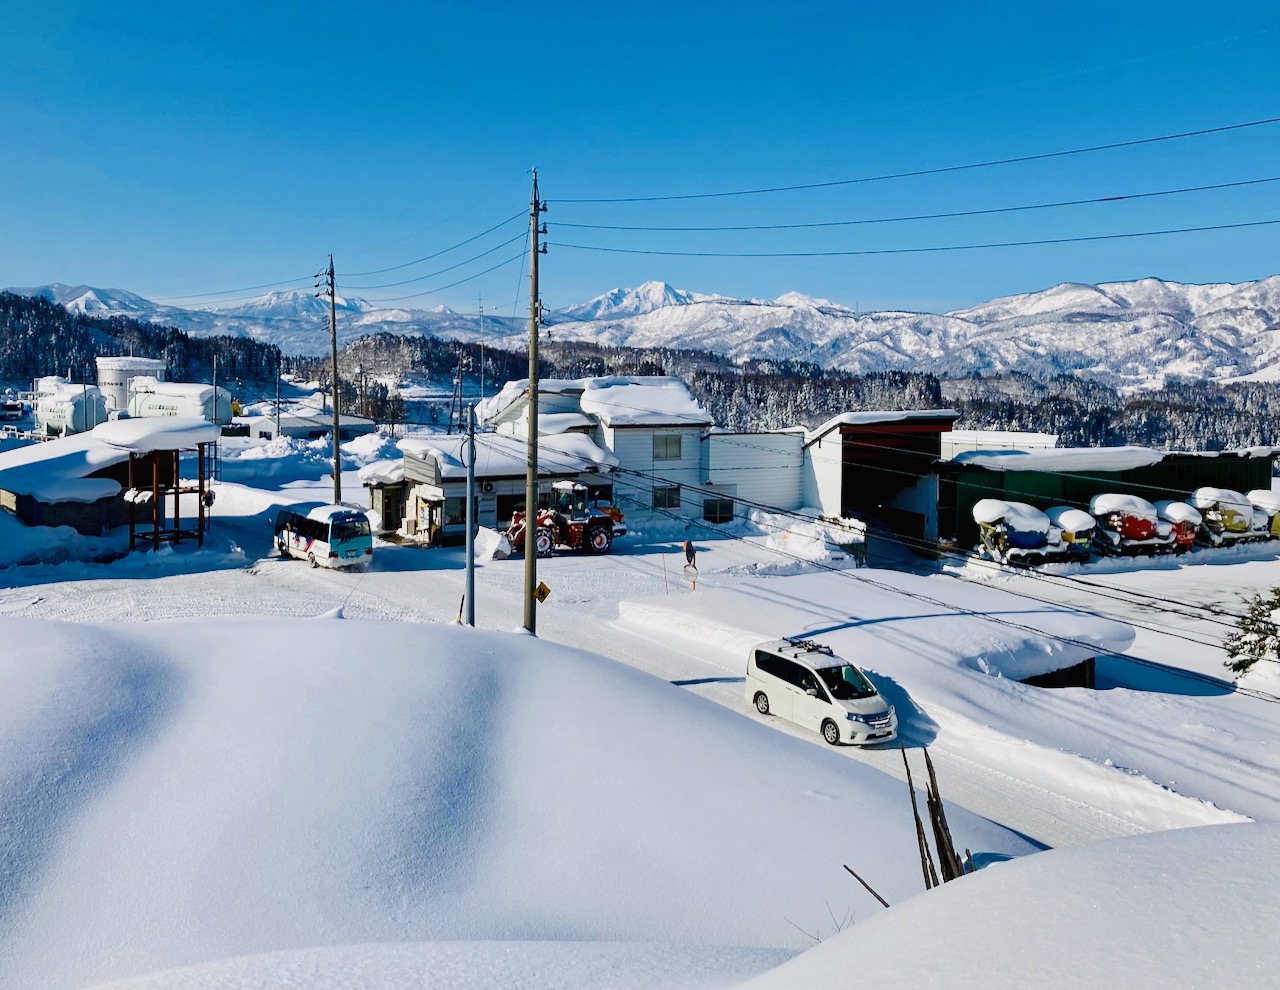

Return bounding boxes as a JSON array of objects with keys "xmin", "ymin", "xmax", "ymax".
[
  {"xmin": 745, "ymin": 823, "xmax": 1278, "ymax": 990},
  {"xmin": 1248, "ymin": 488, "xmax": 1280, "ymax": 515},
  {"xmin": 578, "ymin": 377, "xmax": 713, "ymax": 427},
  {"xmin": 397, "ymin": 432, "xmax": 618, "ymax": 479},
  {"xmin": 0, "ymin": 432, "xmax": 130, "ymax": 497},
  {"xmin": 357, "ymin": 458, "xmax": 405, "ymax": 486},
  {"xmin": 953, "ymin": 445, "xmax": 1165, "ymax": 472},
  {"xmin": 92, "ymin": 417, "xmax": 221, "ymax": 452},
  {"xmin": 1045, "ymin": 506, "xmax": 1096, "ymax": 533},
  {"xmin": 971, "ymin": 498, "xmax": 1050, "ymax": 532},
  {"xmin": 1089, "ymin": 493, "xmax": 1159, "ymax": 520},
  {"xmin": 1189, "ymin": 486, "xmax": 1253, "ymax": 511},
  {"xmin": 1153, "ymin": 500, "xmax": 1203, "ymax": 526},
  {"xmin": 0, "ymin": 617, "xmax": 1034, "ymax": 989}
]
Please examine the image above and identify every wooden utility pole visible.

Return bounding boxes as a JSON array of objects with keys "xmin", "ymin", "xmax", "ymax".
[
  {"xmin": 318, "ymin": 256, "xmax": 341, "ymax": 505},
  {"xmin": 523, "ymin": 169, "xmax": 546, "ymax": 634}
]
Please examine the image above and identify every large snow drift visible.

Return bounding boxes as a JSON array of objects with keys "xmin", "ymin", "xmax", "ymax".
[
  {"xmin": 0, "ymin": 617, "xmax": 1035, "ymax": 990},
  {"xmin": 745, "ymin": 823, "xmax": 1278, "ymax": 990}
]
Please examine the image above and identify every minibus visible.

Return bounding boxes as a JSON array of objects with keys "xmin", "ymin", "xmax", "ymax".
[{"xmin": 274, "ymin": 505, "xmax": 373, "ymax": 569}]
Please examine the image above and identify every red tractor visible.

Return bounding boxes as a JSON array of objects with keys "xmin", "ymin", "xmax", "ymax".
[{"xmin": 505, "ymin": 482, "xmax": 622, "ymax": 557}]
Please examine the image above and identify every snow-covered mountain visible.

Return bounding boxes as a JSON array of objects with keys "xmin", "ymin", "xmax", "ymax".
[{"xmin": 8, "ymin": 276, "xmax": 1280, "ymax": 387}]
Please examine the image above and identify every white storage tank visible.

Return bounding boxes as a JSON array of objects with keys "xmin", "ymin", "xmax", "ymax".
[
  {"xmin": 126, "ymin": 377, "xmax": 233, "ymax": 424},
  {"xmin": 96, "ymin": 356, "xmax": 167, "ymax": 411},
  {"xmin": 35, "ymin": 383, "xmax": 109, "ymax": 436}
]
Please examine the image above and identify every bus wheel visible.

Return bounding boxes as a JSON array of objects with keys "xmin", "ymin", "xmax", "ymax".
[
  {"xmin": 308, "ymin": 552, "xmax": 318, "ymax": 568},
  {"xmin": 278, "ymin": 541, "xmax": 289, "ymax": 558}
]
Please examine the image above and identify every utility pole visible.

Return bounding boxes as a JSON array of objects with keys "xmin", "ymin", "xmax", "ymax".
[
  {"xmin": 478, "ymin": 293, "xmax": 485, "ymax": 400},
  {"xmin": 274, "ymin": 348, "xmax": 282, "ymax": 437},
  {"xmin": 317, "ymin": 256, "xmax": 341, "ymax": 505},
  {"xmin": 523, "ymin": 168, "xmax": 547, "ymax": 634},
  {"xmin": 463, "ymin": 403, "xmax": 476, "ymax": 627},
  {"xmin": 211, "ymin": 353, "xmax": 219, "ymax": 426}
]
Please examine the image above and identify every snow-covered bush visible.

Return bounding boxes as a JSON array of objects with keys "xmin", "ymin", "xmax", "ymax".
[{"xmin": 1223, "ymin": 588, "xmax": 1280, "ymax": 675}]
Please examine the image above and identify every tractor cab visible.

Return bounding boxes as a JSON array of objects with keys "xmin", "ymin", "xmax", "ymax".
[{"xmin": 551, "ymin": 480, "xmax": 590, "ymax": 521}]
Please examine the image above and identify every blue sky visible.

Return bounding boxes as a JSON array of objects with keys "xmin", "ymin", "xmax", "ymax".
[{"xmin": 1, "ymin": 1, "xmax": 1278, "ymax": 315}]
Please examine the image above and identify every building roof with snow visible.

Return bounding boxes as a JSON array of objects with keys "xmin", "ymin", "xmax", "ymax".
[
  {"xmin": 805, "ymin": 409, "xmax": 960, "ymax": 445},
  {"xmin": 397, "ymin": 432, "xmax": 618, "ymax": 482},
  {"xmin": 477, "ymin": 375, "xmax": 713, "ymax": 430}
]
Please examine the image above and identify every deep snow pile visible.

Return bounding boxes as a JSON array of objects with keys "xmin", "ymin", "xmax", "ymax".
[
  {"xmin": 744, "ymin": 823, "xmax": 1279, "ymax": 990},
  {"xmin": 0, "ymin": 617, "xmax": 1035, "ymax": 990},
  {"xmin": 218, "ymin": 432, "xmax": 402, "ymax": 487}
]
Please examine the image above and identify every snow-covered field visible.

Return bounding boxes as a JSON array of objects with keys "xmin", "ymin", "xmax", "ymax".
[{"xmin": 2, "ymin": 432, "xmax": 1279, "ymax": 987}]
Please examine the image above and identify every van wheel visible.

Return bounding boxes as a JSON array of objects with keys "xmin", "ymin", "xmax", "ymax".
[
  {"xmin": 308, "ymin": 552, "xmax": 318, "ymax": 568},
  {"xmin": 278, "ymin": 541, "xmax": 288, "ymax": 558},
  {"xmin": 754, "ymin": 692, "xmax": 770, "ymax": 715},
  {"xmin": 821, "ymin": 719, "xmax": 841, "ymax": 746}
]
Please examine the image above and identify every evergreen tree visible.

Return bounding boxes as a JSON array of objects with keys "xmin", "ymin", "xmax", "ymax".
[{"xmin": 1223, "ymin": 588, "xmax": 1280, "ymax": 675}]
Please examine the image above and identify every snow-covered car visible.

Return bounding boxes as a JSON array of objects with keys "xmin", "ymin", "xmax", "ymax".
[
  {"xmin": 1088, "ymin": 493, "xmax": 1175, "ymax": 556},
  {"xmin": 1189, "ymin": 488, "xmax": 1270, "ymax": 546},
  {"xmin": 972, "ymin": 498, "xmax": 1068, "ymax": 566},
  {"xmin": 745, "ymin": 637, "xmax": 896, "ymax": 746},
  {"xmin": 1045, "ymin": 506, "xmax": 1096, "ymax": 561}
]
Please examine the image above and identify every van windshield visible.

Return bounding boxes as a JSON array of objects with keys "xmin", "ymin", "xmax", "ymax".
[
  {"xmin": 817, "ymin": 664, "xmax": 877, "ymax": 700},
  {"xmin": 331, "ymin": 518, "xmax": 371, "ymax": 542}
]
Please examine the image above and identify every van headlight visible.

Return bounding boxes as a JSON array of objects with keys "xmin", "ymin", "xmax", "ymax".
[{"xmin": 846, "ymin": 711, "xmax": 864, "ymax": 722}]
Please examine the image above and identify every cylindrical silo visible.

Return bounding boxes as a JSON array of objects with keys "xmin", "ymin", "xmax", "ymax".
[{"xmin": 96, "ymin": 356, "xmax": 168, "ymax": 411}]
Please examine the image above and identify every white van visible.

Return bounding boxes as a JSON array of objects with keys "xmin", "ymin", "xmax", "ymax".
[{"xmin": 745, "ymin": 638, "xmax": 897, "ymax": 746}]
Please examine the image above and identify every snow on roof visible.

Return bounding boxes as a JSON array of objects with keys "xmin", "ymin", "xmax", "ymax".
[
  {"xmin": 579, "ymin": 376, "xmax": 713, "ymax": 427},
  {"xmin": 1154, "ymin": 500, "xmax": 1203, "ymax": 526},
  {"xmin": 306, "ymin": 504, "xmax": 368, "ymax": 522},
  {"xmin": 357, "ymin": 458, "xmax": 405, "ymax": 486},
  {"xmin": 127, "ymin": 377, "xmax": 216, "ymax": 398},
  {"xmin": 972, "ymin": 498, "xmax": 1051, "ymax": 532},
  {"xmin": 0, "ymin": 617, "xmax": 1036, "ymax": 986},
  {"xmin": 1046, "ymin": 506, "xmax": 1096, "ymax": 533},
  {"xmin": 92, "ymin": 417, "xmax": 221, "ymax": 453},
  {"xmin": 478, "ymin": 376, "xmax": 714, "ymax": 428},
  {"xmin": 29, "ymin": 477, "xmax": 121, "ymax": 504},
  {"xmin": 1089, "ymin": 493, "xmax": 1158, "ymax": 520},
  {"xmin": 0, "ymin": 432, "xmax": 130, "ymax": 499},
  {"xmin": 952, "ymin": 445, "xmax": 1166, "ymax": 472},
  {"xmin": 806, "ymin": 408, "xmax": 960, "ymax": 443},
  {"xmin": 944, "ymin": 429, "xmax": 1058, "ymax": 447},
  {"xmin": 1248, "ymin": 488, "xmax": 1280, "ymax": 515},
  {"xmin": 397, "ymin": 431, "xmax": 618, "ymax": 480},
  {"xmin": 746, "ymin": 823, "xmax": 1279, "ymax": 990},
  {"xmin": 1189, "ymin": 487, "xmax": 1253, "ymax": 511},
  {"xmin": 538, "ymin": 412, "xmax": 595, "ymax": 435}
]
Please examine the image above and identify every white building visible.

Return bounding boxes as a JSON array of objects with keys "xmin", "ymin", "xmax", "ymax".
[
  {"xmin": 700, "ymin": 428, "xmax": 805, "ymax": 522},
  {"xmin": 236, "ymin": 412, "xmax": 378, "ymax": 442},
  {"xmin": 940, "ymin": 429, "xmax": 1057, "ymax": 459}
]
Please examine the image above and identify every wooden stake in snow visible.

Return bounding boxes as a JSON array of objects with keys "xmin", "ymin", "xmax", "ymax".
[
  {"xmin": 843, "ymin": 864, "xmax": 890, "ymax": 908},
  {"xmin": 900, "ymin": 744, "xmax": 938, "ymax": 890},
  {"xmin": 923, "ymin": 747, "xmax": 965, "ymax": 883}
]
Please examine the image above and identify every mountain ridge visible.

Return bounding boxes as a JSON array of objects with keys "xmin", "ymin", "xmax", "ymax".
[{"xmin": 7, "ymin": 275, "xmax": 1280, "ymax": 388}]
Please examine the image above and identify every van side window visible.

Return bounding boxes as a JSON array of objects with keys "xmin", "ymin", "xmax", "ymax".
[
  {"xmin": 754, "ymin": 651, "xmax": 783, "ymax": 679},
  {"xmin": 775, "ymin": 658, "xmax": 810, "ymax": 688}
]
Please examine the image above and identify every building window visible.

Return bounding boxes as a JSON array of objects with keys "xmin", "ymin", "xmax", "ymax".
[
  {"xmin": 653, "ymin": 486, "xmax": 681, "ymax": 510},
  {"xmin": 703, "ymin": 497, "xmax": 735, "ymax": 523},
  {"xmin": 653, "ymin": 435, "xmax": 682, "ymax": 460}
]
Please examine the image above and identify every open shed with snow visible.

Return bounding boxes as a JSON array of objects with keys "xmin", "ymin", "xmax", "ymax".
[
  {"xmin": 0, "ymin": 418, "xmax": 220, "ymax": 544},
  {"xmin": 804, "ymin": 409, "xmax": 960, "ymax": 547},
  {"xmin": 940, "ymin": 445, "xmax": 1278, "ymax": 547}
]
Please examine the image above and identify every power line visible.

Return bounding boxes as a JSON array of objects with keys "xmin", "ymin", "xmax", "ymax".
[
  {"xmin": 551, "ymin": 217, "xmax": 1280, "ymax": 259},
  {"xmin": 553, "ymin": 175, "xmax": 1280, "ymax": 232},
  {"xmin": 370, "ymin": 251, "xmax": 529, "ymax": 304},
  {"xmin": 151, "ymin": 275, "xmax": 316, "ymax": 303},
  {"xmin": 343, "ymin": 232, "xmax": 528, "ymax": 289},
  {"xmin": 552, "ymin": 115, "xmax": 1280, "ymax": 204},
  {"xmin": 339, "ymin": 211, "xmax": 526, "ymax": 277}
]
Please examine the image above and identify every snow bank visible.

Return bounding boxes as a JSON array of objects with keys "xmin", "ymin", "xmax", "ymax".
[
  {"xmin": 744, "ymin": 823, "xmax": 1278, "ymax": 990},
  {"xmin": 83, "ymin": 942, "xmax": 793, "ymax": 990},
  {"xmin": 1090, "ymin": 493, "xmax": 1158, "ymax": 520},
  {"xmin": 972, "ymin": 498, "xmax": 1050, "ymax": 533},
  {"xmin": 0, "ymin": 507, "xmax": 126, "ymax": 567},
  {"xmin": 1154, "ymin": 499, "xmax": 1202, "ymax": 526},
  {"xmin": 0, "ymin": 617, "xmax": 1036, "ymax": 989},
  {"xmin": 953, "ymin": 445, "xmax": 1165, "ymax": 472},
  {"xmin": 1045, "ymin": 506, "xmax": 1095, "ymax": 533}
]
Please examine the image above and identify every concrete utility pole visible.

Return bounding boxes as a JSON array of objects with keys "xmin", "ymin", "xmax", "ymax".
[
  {"xmin": 523, "ymin": 168, "xmax": 546, "ymax": 634},
  {"xmin": 211, "ymin": 353, "xmax": 219, "ymax": 426},
  {"xmin": 464, "ymin": 402, "xmax": 476, "ymax": 627},
  {"xmin": 275, "ymin": 348, "xmax": 282, "ymax": 437},
  {"xmin": 318, "ymin": 256, "xmax": 341, "ymax": 505}
]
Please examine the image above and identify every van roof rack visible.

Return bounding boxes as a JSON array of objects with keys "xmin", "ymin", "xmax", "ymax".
[{"xmin": 783, "ymin": 637, "xmax": 834, "ymax": 656}]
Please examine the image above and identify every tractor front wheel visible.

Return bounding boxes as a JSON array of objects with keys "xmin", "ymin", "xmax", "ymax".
[
  {"xmin": 584, "ymin": 524, "xmax": 612, "ymax": 554},
  {"xmin": 534, "ymin": 527, "xmax": 555, "ymax": 558}
]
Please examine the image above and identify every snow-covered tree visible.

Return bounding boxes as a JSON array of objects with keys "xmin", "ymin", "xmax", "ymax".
[{"xmin": 1223, "ymin": 588, "xmax": 1280, "ymax": 675}]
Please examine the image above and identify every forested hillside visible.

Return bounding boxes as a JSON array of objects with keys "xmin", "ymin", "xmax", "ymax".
[{"xmin": 0, "ymin": 292, "xmax": 280, "ymax": 384}]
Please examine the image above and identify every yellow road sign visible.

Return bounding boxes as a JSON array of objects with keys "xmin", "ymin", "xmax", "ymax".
[{"xmin": 534, "ymin": 581, "xmax": 552, "ymax": 603}]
